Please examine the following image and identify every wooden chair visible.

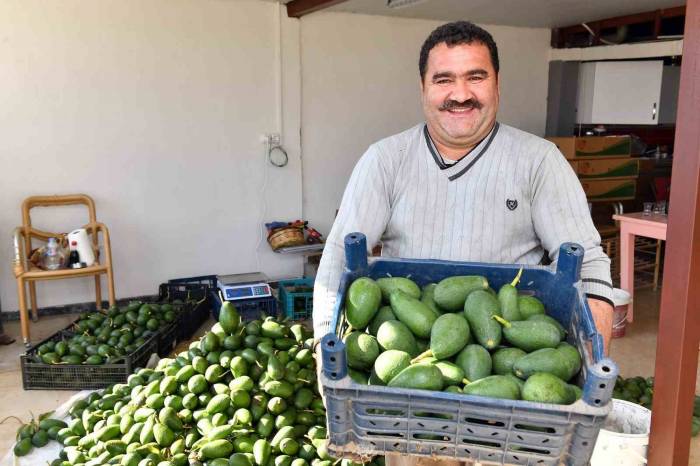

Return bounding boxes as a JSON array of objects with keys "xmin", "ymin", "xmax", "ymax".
[{"xmin": 12, "ymin": 194, "xmax": 115, "ymax": 345}]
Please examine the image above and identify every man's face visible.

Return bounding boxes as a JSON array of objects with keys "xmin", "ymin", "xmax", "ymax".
[{"xmin": 421, "ymin": 42, "xmax": 499, "ymax": 151}]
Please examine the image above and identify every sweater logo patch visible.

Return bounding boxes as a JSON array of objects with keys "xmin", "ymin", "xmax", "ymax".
[{"xmin": 506, "ymin": 199, "xmax": 518, "ymax": 211}]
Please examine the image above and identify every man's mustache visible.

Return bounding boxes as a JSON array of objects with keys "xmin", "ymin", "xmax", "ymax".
[{"xmin": 439, "ymin": 99, "xmax": 483, "ymax": 111}]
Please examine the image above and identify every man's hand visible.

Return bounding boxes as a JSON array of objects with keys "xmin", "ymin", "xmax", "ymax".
[{"xmin": 587, "ymin": 298, "xmax": 613, "ymax": 356}]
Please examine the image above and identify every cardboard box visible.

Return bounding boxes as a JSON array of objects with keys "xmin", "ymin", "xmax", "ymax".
[
  {"xmin": 579, "ymin": 178, "xmax": 637, "ymax": 201},
  {"xmin": 547, "ymin": 136, "xmax": 632, "ymax": 160},
  {"xmin": 577, "ymin": 158, "xmax": 639, "ymax": 179}
]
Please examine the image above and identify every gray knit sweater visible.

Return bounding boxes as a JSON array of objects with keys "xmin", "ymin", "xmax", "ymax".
[{"xmin": 312, "ymin": 122, "xmax": 613, "ymax": 338}]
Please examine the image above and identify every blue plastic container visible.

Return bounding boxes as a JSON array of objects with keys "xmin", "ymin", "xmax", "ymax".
[
  {"xmin": 320, "ymin": 233, "xmax": 618, "ymax": 466},
  {"xmin": 210, "ymin": 289, "xmax": 277, "ymax": 321},
  {"xmin": 278, "ymin": 277, "xmax": 314, "ymax": 320}
]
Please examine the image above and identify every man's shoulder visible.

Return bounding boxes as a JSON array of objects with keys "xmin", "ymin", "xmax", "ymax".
[
  {"xmin": 497, "ymin": 123, "xmax": 561, "ymax": 163},
  {"xmin": 370, "ymin": 123, "xmax": 424, "ymax": 156}
]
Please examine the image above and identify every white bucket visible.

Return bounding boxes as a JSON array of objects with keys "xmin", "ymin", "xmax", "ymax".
[
  {"xmin": 590, "ymin": 399, "xmax": 651, "ymax": 465},
  {"xmin": 612, "ymin": 288, "xmax": 631, "ymax": 339}
]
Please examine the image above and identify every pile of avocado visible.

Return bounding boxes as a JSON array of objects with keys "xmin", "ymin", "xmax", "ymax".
[
  {"xmin": 612, "ymin": 376, "xmax": 654, "ymax": 408},
  {"xmin": 33, "ymin": 301, "xmax": 183, "ymax": 365},
  {"xmin": 342, "ymin": 271, "xmax": 583, "ymax": 405},
  {"xmin": 13, "ymin": 414, "xmax": 68, "ymax": 457},
  {"xmin": 613, "ymin": 376, "xmax": 700, "ymax": 437},
  {"xmin": 17, "ymin": 301, "xmax": 384, "ymax": 466}
]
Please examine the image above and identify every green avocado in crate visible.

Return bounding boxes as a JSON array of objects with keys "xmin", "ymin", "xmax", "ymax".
[
  {"xmin": 319, "ymin": 233, "xmax": 618, "ymax": 466},
  {"xmin": 278, "ymin": 277, "xmax": 314, "ymax": 320}
]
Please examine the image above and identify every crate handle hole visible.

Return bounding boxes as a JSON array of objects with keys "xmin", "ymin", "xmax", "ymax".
[
  {"xmin": 595, "ymin": 399, "xmax": 601, "ymax": 405},
  {"xmin": 367, "ymin": 431, "xmax": 403, "ymax": 439},
  {"xmin": 331, "ymin": 372, "xmax": 337, "ymax": 378},
  {"xmin": 330, "ymin": 357, "xmax": 336, "ymax": 362},
  {"xmin": 327, "ymin": 340, "xmax": 336, "ymax": 347},
  {"xmin": 509, "ymin": 446, "xmax": 551, "ymax": 455},
  {"xmin": 582, "ymin": 441, "xmax": 589, "ymax": 446},
  {"xmin": 599, "ymin": 383, "xmax": 606, "ymax": 389},
  {"xmin": 466, "ymin": 417, "xmax": 505, "ymax": 428},
  {"xmin": 602, "ymin": 365, "xmax": 611, "ymax": 372},
  {"xmin": 414, "ymin": 433, "xmax": 448, "ymax": 441},
  {"xmin": 461, "ymin": 438, "xmax": 501, "ymax": 449},
  {"xmin": 414, "ymin": 412, "xmax": 453, "ymax": 420},
  {"xmin": 514, "ymin": 424, "xmax": 556, "ymax": 434},
  {"xmin": 367, "ymin": 408, "xmax": 404, "ymax": 416}
]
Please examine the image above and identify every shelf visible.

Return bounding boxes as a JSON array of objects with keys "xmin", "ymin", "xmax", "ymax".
[{"xmin": 273, "ymin": 243, "xmax": 324, "ymax": 255}]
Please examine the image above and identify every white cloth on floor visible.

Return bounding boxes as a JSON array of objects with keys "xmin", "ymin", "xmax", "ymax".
[{"xmin": 0, "ymin": 390, "xmax": 93, "ymax": 466}]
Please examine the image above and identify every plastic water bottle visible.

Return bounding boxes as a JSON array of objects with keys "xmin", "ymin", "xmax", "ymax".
[{"xmin": 43, "ymin": 237, "xmax": 64, "ymax": 270}]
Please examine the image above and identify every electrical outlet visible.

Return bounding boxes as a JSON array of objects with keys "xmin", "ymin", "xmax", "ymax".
[{"xmin": 260, "ymin": 133, "xmax": 281, "ymax": 146}]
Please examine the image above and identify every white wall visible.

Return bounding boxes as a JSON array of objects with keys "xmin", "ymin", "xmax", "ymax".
[
  {"xmin": 300, "ymin": 12, "xmax": 551, "ymax": 235},
  {"xmin": 0, "ymin": 3, "xmax": 553, "ymax": 314},
  {"xmin": 0, "ymin": 0, "xmax": 304, "ymax": 313}
]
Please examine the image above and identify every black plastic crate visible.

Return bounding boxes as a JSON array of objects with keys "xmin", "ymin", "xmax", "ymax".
[
  {"xmin": 20, "ymin": 327, "xmax": 158, "ymax": 390},
  {"xmin": 159, "ymin": 280, "xmax": 213, "ymax": 342},
  {"xmin": 156, "ymin": 321, "xmax": 178, "ymax": 356},
  {"xmin": 210, "ymin": 289, "xmax": 277, "ymax": 321}
]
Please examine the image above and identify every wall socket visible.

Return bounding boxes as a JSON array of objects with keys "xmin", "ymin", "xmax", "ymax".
[{"xmin": 261, "ymin": 133, "xmax": 281, "ymax": 146}]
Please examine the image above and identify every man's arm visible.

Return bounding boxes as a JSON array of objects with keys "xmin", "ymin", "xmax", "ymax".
[
  {"xmin": 312, "ymin": 145, "xmax": 392, "ymax": 339},
  {"xmin": 531, "ymin": 145, "xmax": 615, "ymax": 353},
  {"xmin": 588, "ymin": 297, "xmax": 613, "ymax": 355}
]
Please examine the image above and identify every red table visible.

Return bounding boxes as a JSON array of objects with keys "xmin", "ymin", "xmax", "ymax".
[{"xmin": 612, "ymin": 212, "xmax": 668, "ymax": 322}]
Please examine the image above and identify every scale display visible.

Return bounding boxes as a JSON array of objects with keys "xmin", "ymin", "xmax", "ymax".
[{"xmin": 217, "ymin": 272, "xmax": 272, "ymax": 301}]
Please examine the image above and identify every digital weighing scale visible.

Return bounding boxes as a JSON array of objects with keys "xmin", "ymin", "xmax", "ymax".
[{"xmin": 217, "ymin": 272, "xmax": 272, "ymax": 301}]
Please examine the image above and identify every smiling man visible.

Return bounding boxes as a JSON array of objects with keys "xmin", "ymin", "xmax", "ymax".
[{"xmin": 313, "ymin": 21, "xmax": 613, "ymax": 366}]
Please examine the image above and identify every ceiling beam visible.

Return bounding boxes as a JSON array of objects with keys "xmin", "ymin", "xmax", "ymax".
[
  {"xmin": 551, "ymin": 5, "xmax": 686, "ymax": 48},
  {"xmin": 286, "ymin": 0, "xmax": 349, "ymax": 18}
]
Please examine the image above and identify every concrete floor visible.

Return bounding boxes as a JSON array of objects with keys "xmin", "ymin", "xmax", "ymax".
[{"xmin": 0, "ymin": 289, "xmax": 698, "ymax": 464}]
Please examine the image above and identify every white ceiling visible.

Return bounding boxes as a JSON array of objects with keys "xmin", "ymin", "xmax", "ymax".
[{"xmin": 322, "ymin": 0, "xmax": 685, "ymax": 28}]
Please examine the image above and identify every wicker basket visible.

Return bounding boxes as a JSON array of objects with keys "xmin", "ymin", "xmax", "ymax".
[{"xmin": 268, "ymin": 227, "xmax": 305, "ymax": 250}]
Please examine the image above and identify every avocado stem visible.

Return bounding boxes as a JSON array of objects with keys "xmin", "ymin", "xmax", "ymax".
[
  {"xmin": 410, "ymin": 349, "xmax": 433, "ymax": 364},
  {"xmin": 492, "ymin": 315, "xmax": 511, "ymax": 328},
  {"xmin": 510, "ymin": 267, "xmax": 524, "ymax": 287}
]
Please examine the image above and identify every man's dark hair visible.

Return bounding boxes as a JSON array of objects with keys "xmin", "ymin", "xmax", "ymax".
[{"xmin": 419, "ymin": 21, "xmax": 499, "ymax": 81}]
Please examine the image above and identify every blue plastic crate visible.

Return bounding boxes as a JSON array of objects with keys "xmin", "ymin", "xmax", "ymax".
[
  {"xmin": 210, "ymin": 289, "xmax": 277, "ymax": 321},
  {"xmin": 320, "ymin": 233, "xmax": 618, "ymax": 466},
  {"xmin": 278, "ymin": 277, "xmax": 314, "ymax": 320}
]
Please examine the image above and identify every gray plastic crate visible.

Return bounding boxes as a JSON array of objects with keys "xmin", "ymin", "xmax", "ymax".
[{"xmin": 319, "ymin": 233, "xmax": 618, "ymax": 466}]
